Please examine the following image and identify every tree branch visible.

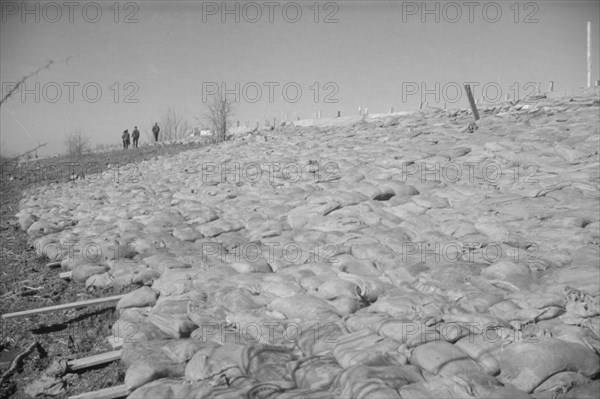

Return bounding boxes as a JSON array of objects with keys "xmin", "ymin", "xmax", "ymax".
[{"xmin": 1, "ymin": 57, "xmax": 72, "ymax": 107}]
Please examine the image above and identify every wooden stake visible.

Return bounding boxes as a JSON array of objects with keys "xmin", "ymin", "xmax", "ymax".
[
  {"xmin": 547, "ymin": 81, "xmax": 554, "ymax": 92},
  {"xmin": 67, "ymin": 350, "xmax": 122, "ymax": 371},
  {"xmin": 464, "ymin": 84, "xmax": 480, "ymax": 121},
  {"xmin": 68, "ymin": 384, "xmax": 129, "ymax": 399},
  {"xmin": 588, "ymin": 21, "xmax": 592, "ymax": 88},
  {"xmin": 1, "ymin": 295, "xmax": 125, "ymax": 319}
]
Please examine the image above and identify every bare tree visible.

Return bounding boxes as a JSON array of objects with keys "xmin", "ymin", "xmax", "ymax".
[
  {"xmin": 160, "ymin": 109, "xmax": 190, "ymax": 141},
  {"xmin": 205, "ymin": 94, "xmax": 235, "ymax": 143},
  {"xmin": 64, "ymin": 129, "xmax": 91, "ymax": 157}
]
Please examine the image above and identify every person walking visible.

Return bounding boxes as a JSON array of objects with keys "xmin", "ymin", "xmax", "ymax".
[
  {"xmin": 122, "ymin": 129, "xmax": 130, "ymax": 149},
  {"xmin": 152, "ymin": 122, "xmax": 160, "ymax": 142},
  {"xmin": 132, "ymin": 126, "xmax": 140, "ymax": 148}
]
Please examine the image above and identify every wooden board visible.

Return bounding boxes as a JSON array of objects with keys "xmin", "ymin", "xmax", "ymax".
[
  {"xmin": 68, "ymin": 384, "xmax": 129, "ymax": 399},
  {"xmin": 1, "ymin": 295, "xmax": 125, "ymax": 319},
  {"xmin": 59, "ymin": 271, "xmax": 72, "ymax": 279},
  {"xmin": 67, "ymin": 349, "xmax": 122, "ymax": 371}
]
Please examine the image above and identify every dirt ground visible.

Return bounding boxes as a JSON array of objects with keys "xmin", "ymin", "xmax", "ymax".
[{"xmin": 0, "ymin": 142, "xmax": 207, "ymax": 398}]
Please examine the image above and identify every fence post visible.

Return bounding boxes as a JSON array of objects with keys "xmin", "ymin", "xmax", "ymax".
[
  {"xmin": 588, "ymin": 21, "xmax": 592, "ymax": 88},
  {"xmin": 464, "ymin": 84, "xmax": 480, "ymax": 121}
]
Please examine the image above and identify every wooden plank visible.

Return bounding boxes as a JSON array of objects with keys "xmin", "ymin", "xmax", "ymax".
[
  {"xmin": 59, "ymin": 271, "xmax": 72, "ymax": 280},
  {"xmin": 68, "ymin": 384, "xmax": 129, "ymax": 399},
  {"xmin": 1, "ymin": 295, "xmax": 125, "ymax": 319},
  {"xmin": 46, "ymin": 261, "xmax": 62, "ymax": 268},
  {"xmin": 67, "ymin": 349, "xmax": 122, "ymax": 371}
]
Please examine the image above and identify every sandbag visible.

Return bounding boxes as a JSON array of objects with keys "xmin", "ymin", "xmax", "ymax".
[
  {"xmin": 125, "ymin": 356, "xmax": 186, "ymax": 391},
  {"xmin": 267, "ymin": 295, "xmax": 340, "ymax": 320},
  {"xmin": 410, "ymin": 341, "xmax": 483, "ymax": 377},
  {"xmin": 498, "ymin": 337, "xmax": 600, "ymax": 393},
  {"xmin": 333, "ymin": 330, "xmax": 404, "ymax": 368},
  {"xmin": 117, "ymin": 286, "xmax": 158, "ymax": 310},
  {"xmin": 292, "ymin": 356, "xmax": 343, "ymax": 390}
]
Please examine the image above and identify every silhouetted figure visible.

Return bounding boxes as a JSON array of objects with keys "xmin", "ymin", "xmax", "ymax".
[
  {"xmin": 152, "ymin": 122, "xmax": 160, "ymax": 142},
  {"xmin": 122, "ymin": 129, "xmax": 130, "ymax": 149},
  {"xmin": 132, "ymin": 126, "xmax": 140, "ymax": 148}
]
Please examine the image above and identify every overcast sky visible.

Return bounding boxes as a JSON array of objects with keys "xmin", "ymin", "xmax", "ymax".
[{"xmin": 1, "ymin": 0, "xmax": 599, "ymax": 156}]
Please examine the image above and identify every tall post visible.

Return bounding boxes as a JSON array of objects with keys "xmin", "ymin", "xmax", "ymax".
[
  {"xmin": 547, "ymin": 81, "xmax": 554, "ymax": 92},
  {"xmin": 588, "ymin": 21, "xmax": 592, "ymax": 88},
  {"xmin": 464, "ymin": 84, "xmax": 480, "ymax": 121}
]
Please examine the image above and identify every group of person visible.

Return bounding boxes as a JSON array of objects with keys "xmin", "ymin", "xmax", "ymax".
[{"xmin": 122, "ymin": 123, "xmax": 160, "ymax": 149}]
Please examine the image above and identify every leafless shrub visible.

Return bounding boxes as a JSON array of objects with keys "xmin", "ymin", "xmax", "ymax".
[
  {"xmin": 205, "ymin": 94, "xmax": 235, "ymax": 143},
  {"xmin": 160, "ymin": 109, "xmax": 190, "ymax": 141},
  {"xmin": 64, "ymin": 129, "xmax": 91, "ymax": 157}
]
